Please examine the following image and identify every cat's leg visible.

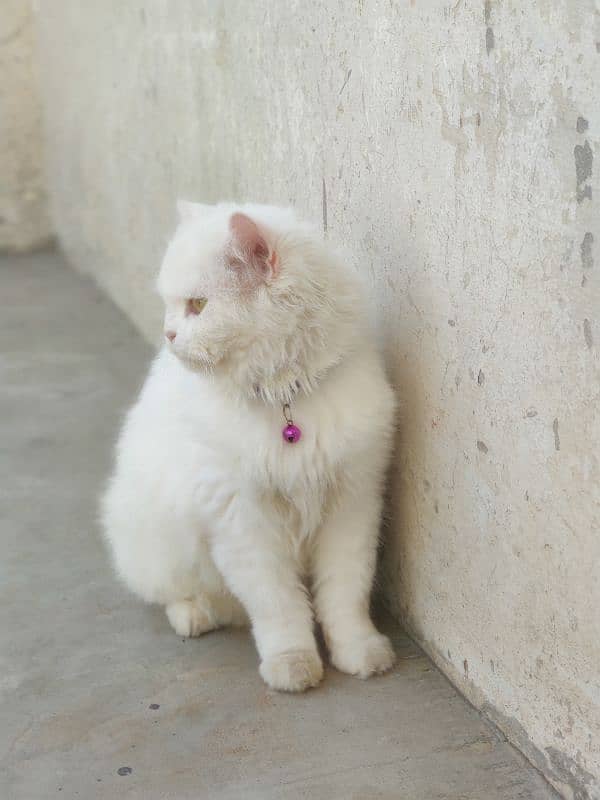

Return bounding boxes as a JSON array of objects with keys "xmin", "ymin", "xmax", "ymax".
[
  {"xmin": 211, "ymin": 498, "xmax": 322, "ymax": 692},
  {"xmin": 166, "ymin": 592, "xmax": 247, "ymax": 637},
  {"xmin": 312, "ymin": 481, "xmax": 395, "ymax": 678},
  {"xmin": 104, "ymin": 479, "xmax": 247, "ymax": 636}
]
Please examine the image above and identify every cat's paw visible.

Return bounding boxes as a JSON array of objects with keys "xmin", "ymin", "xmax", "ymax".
[
  {"xmin": 260, "ymin": 649, "xmax": 323, "ymax": 692},
  {"xmin": 166, "ymin": 599, "xmax": 216, "ymax": 637},
  {"xmin": 330, "ymin": 633, "xmax": 395, "ymax": 678}
]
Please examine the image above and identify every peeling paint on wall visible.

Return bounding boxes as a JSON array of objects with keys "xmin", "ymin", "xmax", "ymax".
[
  {"xmin": 583, "ymin": 319, "xmax": 593, "ymax": 349},
  {"xmin": 581, "ymin": 232, "xmax": 594, "ymax": 270},
  {"xmin": 553, "ymin": 418, "xmax": 560, "ymax": 452},
  {"xmin": 574, "ymin": 140, "xmax": 593, "ymax": 202}
]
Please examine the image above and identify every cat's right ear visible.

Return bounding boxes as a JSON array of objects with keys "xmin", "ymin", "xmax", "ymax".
[
  {"xmin": 228, "ymin": 212, "xmax": 279, "ymax": 283},
  {"xmin": 176, "ymin": 199, "xmax": 212, "ymax": 221}
]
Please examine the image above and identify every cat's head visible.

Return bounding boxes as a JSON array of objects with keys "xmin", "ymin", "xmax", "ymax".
[{"xmin": 157, "ymin": 201, "xmax": 363, "ymax": 403}]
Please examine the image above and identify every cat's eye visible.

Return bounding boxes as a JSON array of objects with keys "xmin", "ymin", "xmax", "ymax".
[{"xmin": 187, "ymin": 297, "xmax": 207, "ymax": 315}]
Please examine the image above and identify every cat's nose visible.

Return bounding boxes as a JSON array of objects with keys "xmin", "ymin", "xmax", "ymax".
[{"xmin": 165, "ymin": 330, "xmax": 176, "ymax": 342}]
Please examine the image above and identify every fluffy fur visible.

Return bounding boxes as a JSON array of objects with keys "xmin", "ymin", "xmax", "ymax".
[{"xmin": 102, "ymin": 201, "xmax": 396, "ymax": 691}]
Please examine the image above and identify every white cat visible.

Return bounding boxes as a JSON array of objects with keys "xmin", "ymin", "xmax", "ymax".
[{"xmin": 102, "ymin": 201, "xmax": 396, "ymax": 691}]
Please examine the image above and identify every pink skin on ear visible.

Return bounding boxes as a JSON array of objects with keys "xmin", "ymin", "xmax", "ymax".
[{"xmin": 228, "ymin": 213, "xmax": 278, "ymax": 281}]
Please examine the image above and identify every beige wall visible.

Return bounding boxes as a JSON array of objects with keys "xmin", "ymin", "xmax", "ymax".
[
  {"xmin": 34, "ymin": 2, "xmax": 599, "ymax": 797},
  {"xmin": 0, "ymin": 0, "xmax": 51, "ymax": 252}
]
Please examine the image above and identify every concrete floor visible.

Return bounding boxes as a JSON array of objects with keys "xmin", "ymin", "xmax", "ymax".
[{"xmin": 1, "ymin": 251, "xmax": 559, "ymax": 800}]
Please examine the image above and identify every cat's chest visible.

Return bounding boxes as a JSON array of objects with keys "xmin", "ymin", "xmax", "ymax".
[
  {"xmin": 168, "ymin": 380, "xmax": 345, "ymax": 498},
  {"xmin": 218, "ymin": 396, "xmax": 339, "ymax": 491},
  {"xmin": 162, "ymin": 349, "xmax": 384, "ymax": 493}
]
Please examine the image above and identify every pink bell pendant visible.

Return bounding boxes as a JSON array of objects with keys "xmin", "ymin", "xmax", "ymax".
[{"xmin": 282, "ymin": 404, "xmax": 302, "ymax": 444}]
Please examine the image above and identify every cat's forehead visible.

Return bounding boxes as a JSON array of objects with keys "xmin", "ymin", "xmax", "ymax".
[{"xmin": 157, "ymin": 217, "xmax": 232, "ymax": 298}]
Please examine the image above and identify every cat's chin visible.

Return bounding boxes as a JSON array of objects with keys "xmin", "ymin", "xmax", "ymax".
[{"xmin": 170, "ymin": 349, "xmax": 216, "ymax": 374}]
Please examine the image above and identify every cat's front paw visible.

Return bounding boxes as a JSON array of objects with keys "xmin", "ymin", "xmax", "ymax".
[
  {"xmin": 166, "ymin": 599, "xmax": 215, "ymax": 637},
  {"xmin": 260, "ymin": 649, "xmax": 323, "ymax": 692},
  {"xmin": 330, "ymin": 633, "xmax": 395, "ymax": 678}
]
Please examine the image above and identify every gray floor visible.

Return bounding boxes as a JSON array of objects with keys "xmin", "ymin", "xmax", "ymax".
[{"xmin": 1, "ymin": 251, "xmax": 558, "ymax": 800}]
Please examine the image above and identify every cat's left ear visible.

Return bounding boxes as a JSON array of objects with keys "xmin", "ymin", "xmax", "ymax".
[{"xmin": 228, "ymin": 212, "xmax": 279, "ymax": 281}]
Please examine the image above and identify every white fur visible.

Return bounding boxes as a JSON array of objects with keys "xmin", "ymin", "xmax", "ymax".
[{"xmin": 102, "ymin": 202, "xmax": 396, "ymax": 691}]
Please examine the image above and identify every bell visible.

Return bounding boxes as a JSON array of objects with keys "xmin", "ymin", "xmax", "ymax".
[{"xmin": 282, "ymin": 424, "xmax": 302, "ymax": 444}]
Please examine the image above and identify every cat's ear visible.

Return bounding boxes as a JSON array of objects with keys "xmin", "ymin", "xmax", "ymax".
[
  {"xmin": 176, "ymin": 199, "xmax": 212, "ymax": 221},
  {"xmin": 228, "ymin": 212, "xmax": 279, "ymax": 281}
]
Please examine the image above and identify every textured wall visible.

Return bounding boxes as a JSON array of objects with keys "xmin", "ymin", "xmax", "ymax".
[
  {"xmin": 0, "ymin": 0, "xmax": 51, "ymax": 251},
  {"xmin": 35, "ymin": 2, "xmax": 599, "ymax": 797}
]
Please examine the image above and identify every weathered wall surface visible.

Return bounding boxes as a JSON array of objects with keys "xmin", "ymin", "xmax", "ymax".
[
  {"xmin": 0, "ymin": 0, "xmax": 51, "ymax": 251},
  {"xmin": 35, "ymin": 2, "xmax": 599, "ymax": 797}
]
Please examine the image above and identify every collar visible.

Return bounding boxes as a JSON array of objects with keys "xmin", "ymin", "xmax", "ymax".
[{"xmin": 250, "ymin": 363, "xmax": 323, "ymax": 407}]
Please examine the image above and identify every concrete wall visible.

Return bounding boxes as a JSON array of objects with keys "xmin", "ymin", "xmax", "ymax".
[
  {"xmin": 34, "ymin": 2, "xmax": 599, "ymax": 797},
  {"xmin": 0, "ymin": 0, "xmax": 51, "ymax": 251}
]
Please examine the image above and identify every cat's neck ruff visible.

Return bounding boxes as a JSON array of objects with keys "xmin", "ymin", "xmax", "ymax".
[
  {"xmin": 251, "ymin": 369, "xmax": 319, "ymax": 407},
  {"xmin": 246, "ymin": 348, "xmax": 345, "ymax": 409},
  {"xmin": 250, "ymin": 370, "xmax": 319, "ymax": 446},
  {"xmin": 247, "ymin": 354, "xmax": 347, "ymax": 444}
]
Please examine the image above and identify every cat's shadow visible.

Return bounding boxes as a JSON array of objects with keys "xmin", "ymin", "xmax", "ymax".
[{"xmin": 371, "ymin": 224, "xmax": 428, "ymax": 633}]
